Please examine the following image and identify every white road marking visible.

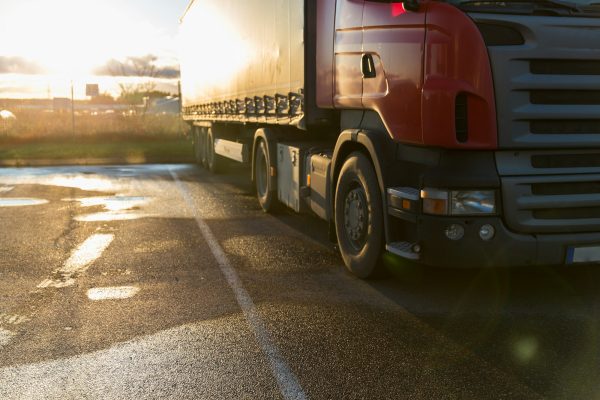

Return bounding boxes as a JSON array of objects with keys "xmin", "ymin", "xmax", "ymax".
[
  {"xmin": 38, "ymin": 234, "xmax": 114, "ymax": 288},
  {"xmin": 87, "ymin": 286, "xmax": 140, "ymax": 301},
  {"xmin": 0, "ymin": 328, "xmax": 14, "ymax": 347},
  {"xmin": 170, "ymin": 170, "xmax": 308, "ymax": 400}
]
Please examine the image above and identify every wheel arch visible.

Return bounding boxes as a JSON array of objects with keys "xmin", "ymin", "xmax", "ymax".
[{"xmin": 330, "ymin": 129, "xmax": 391, "ymax": 242}]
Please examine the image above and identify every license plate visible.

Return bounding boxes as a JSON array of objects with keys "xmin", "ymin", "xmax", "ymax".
[{"xmin": 567, "ymin": 245, "xmax": 600, "ymax": 264}]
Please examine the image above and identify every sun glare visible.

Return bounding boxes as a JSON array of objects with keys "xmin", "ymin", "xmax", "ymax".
[
  {"xmin": 1, "ymin": 0, "xmax": 174, "ymax": 79},
  {"xmin": 179, "ymin": 3, "xmax": 252, "ymax": 103}
]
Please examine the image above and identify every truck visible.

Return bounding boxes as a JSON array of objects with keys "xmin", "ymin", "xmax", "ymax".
[{"xmin": 179, "ymin": 0, "xmax": 600, "ymax": 278}]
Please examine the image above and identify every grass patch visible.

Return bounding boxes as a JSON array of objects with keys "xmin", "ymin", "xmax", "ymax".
[
  {"xmin": 1, "ymin": 110, "xmax": 188, "ymax": 140},
  {"xmin": 0, "ymin": 137, "xmax": 194, "ymax": 164},
  {"xmin": 0, "ymin": 110, "xmax": 194, "ymax": 164}
]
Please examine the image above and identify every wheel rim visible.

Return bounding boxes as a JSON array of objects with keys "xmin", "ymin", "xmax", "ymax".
[
  {"xmin": 343, "ymin": 184, "xmax": 369, "ymax": 251},
  {"xmin": 256, "ymin": 144, "xmax": 268, "ymax": 198}
]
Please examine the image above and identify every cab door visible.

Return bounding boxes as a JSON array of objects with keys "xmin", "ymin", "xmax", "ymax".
[
  {"xmin": 361, "ymin": 1, "xmax": 427, "ymax": 144},
  {"xmin": 334, "ymin": 0, "xmax": 365, "ymax": 109}
]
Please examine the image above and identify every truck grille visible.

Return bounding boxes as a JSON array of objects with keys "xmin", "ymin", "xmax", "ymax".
[
  {"xmin": 530, "ymin": 120, "xmax": 600, "ymax": 134},
  {"xmin": 502, "ymin": 173, "xmax": 600, "ymax": 233},
  {"xmin": 530, "ymin": 59, "xmax": 600, "ymax": 75},
  {"xmin": 496, "ymin": 151, "xmax": 600, "ymax": 233},
  {"xmin": 476, "ymin": 13, "xmax": 600, "ymax": 148},
  {"xmin": 530, "ymin": 90, "xmax": 600, "ymax": 105},
  {"xmin": 475, "ymin": 13, "xmax": 600, "ymax": 234}
]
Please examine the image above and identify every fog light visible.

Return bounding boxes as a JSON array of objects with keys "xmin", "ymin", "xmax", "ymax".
[
  {"xmin": 445, "ymin": 224, "xmax": 465, "ymax": 241},
  {"xmin": 479, "ymin": 224, "xmax": 495, "ymax": 241},
  {"xmin": 412, "ymin": 243, "xmax": 422, "ymax": 254}
]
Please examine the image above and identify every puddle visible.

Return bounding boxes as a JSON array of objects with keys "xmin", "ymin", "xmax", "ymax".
[
  {"xmin": 116, "ymin": 168, "xmax": 139, "ymax": 177},
  {"xmin": 0, "ymin": 186, "xmax": 14, "ymax": 193},
  {"xmin": 0, "ymin": 198, "xmax": 48, "ymax": 207},
  {"xmin": 87, "ymin": 286, "xmax": 140, "ymax": 301},
  {"xmin": 66, "ymin": 196, "xmax": 153, "ymax": 222},
  {"xmin": 69, "ymin": 196, "xmax": 149, "ymax": 211},
  {"xmin": 75, "ymin": 212, "xmax": 154, "ymax": 222},
  {"xmin": 46, "ymin": 176, "xmax": 114, "ymax": 191}
]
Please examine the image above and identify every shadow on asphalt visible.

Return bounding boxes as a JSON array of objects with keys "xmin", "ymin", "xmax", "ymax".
[{"xmin": 205, "ymin": 162, "xmax": 600, "ymax": 399}]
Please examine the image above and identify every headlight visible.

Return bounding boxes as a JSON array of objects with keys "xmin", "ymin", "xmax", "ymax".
[
  {"xmin": 451, "ymin": 190, "xmax": 496, "ymax": 215},
  {"xmin": 421, "ymin": 188, "xmax": 497, "ymax": 216}
]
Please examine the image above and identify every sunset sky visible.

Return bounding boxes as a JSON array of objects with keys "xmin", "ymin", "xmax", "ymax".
[{"xmin": 0, "ymin": 0, "xmax": 190, "ymax": 99}]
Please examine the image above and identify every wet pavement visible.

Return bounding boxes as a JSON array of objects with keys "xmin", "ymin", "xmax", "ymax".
[{"xmin": 0, "ymin": 164, "xmax": 598, "ymax": 399}]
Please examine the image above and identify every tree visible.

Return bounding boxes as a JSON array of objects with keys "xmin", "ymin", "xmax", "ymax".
[{"xmin": 108, "ymin": 55, "xmax": 161, "ymax": 113}]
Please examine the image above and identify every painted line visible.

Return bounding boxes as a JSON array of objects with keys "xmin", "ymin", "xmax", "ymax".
[
  {"xmin": 38, "ymin": 234, "xmax": 114, "ymax": 288},
  {"xmin": 87, "ymin": 286, "xmax": 140, "ymax": 301},
  {"xmin": 169, "ymin": 169, "xmax": 308, "ymax": 400},
  {"xmin": 0, "ymin": 327, "xmax": 14, "ymax": 348}
]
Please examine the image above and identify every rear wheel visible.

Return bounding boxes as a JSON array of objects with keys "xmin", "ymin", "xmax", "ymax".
[
  {"xmin": 193, "ymin": 127, "xmax": 205, "ymax": 166},
  {"xmin": 254, "ymin": 139, "xmax": 276, "ymax": 212},
  {"xmin": 334, "ymin": 152, "xmax": 385, "ymax": 278},
  {"xmin": 200, "ymin": 128, "xmax": 208, "ymax": 167}
]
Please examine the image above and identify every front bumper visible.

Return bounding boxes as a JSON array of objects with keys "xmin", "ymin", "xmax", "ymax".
[{"xmin": 408, "ymin": 215, "xmax": 600, "ymax": 268}]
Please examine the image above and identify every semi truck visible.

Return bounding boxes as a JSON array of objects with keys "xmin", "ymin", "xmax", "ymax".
[{"xmin": 179, "ymin": 0, "xmax": 600, "ymax": 277}]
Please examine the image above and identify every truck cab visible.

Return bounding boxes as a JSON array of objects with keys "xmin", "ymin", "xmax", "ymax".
[{"xmin": 180, "ymin": 0, "xmax": 600, "ymax": 277}]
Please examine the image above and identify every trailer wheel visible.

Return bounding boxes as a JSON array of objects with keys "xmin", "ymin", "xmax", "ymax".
[
  {"xmin": 193, "ymin": 127, "xmax": 207, "ymax": 167},
  {"xmin": 335, "ymin": 152, "xmax": 384, "ymax": 278},
  {"xmin": 206, "ymin": 128, "xmax": 221, "ymax": 173},
  {"xmin": 254, "ymin": 139, "xmax": 276, "ymax": 212},
  {"xmin": 193, "ymin": 127, "xmax": 202, "ymax": 165}
]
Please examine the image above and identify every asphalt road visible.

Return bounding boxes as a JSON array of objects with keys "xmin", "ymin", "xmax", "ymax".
[{"xmin": 0, "ymin": 164, "xmax": 599, "ymax": 399}]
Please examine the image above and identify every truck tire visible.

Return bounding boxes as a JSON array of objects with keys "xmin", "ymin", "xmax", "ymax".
[
  {"xmin": 193, "ymin": 127, "xmax": 201, "ymax": 165},
  {"xmin": 254, "ymin": 139, "xmax": 276, "ymax": 212},
  {"xmin": 193, "ymin": 127, "xmax": 207, "ymax": 167},
  {"xmin": 206, "ymin": 128, "xmax": 222, "ymax": 173},
  {"xmin": 335, "ymin": 152, "xmax": 385, "ymax": 278}
]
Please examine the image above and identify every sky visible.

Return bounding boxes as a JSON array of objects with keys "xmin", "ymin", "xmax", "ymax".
[{"xmin": 0, "ymin": 0, "xmax": 190, "ymax": 99}]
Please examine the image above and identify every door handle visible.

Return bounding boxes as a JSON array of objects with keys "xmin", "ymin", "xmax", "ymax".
[{"xmin": 361, "ymin": 54, "xmax": 377, "ymax": 79}]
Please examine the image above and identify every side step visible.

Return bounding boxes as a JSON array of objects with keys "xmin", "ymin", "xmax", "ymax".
[
  {"xmin": 386, "ymin": 242, "xmax": 420, "ymax": 261},
  {"xmin": 214, "ymin": 139, "xmax": 247, "ymax": 163}
]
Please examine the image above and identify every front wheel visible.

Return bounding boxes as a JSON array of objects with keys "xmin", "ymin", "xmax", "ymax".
[{"xmin": 334, "ymin": 152, "xmax": 385, "ymax": 278}]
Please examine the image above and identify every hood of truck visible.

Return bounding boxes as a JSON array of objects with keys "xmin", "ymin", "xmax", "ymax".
[{"xmin": 471, "ymin": 12, "xmax": 600, "ymax": 149}]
